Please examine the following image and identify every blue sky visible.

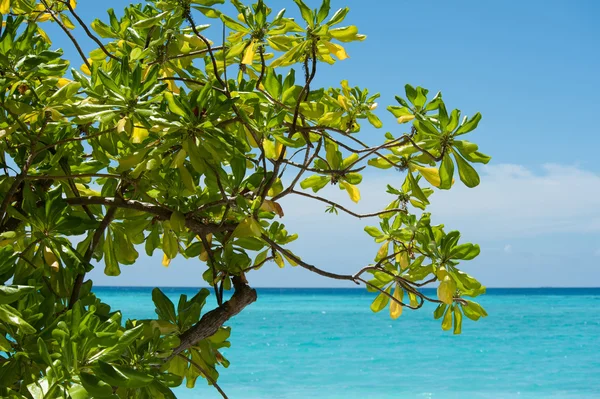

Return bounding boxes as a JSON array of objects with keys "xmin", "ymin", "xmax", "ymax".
[{"xmin": 44, "ymin": 0, "xmax": 600, "ymax": 287}]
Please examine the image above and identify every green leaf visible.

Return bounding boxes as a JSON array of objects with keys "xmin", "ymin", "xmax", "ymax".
[
  {"xmin": 316, "ymin": 0, "xmax": 330, "ymax": 24},
  {"xmin": 407, "ymin": 172, "xmax": 429, "ymax": 205},
  {"xmin": 461, "ymin": 150, "xmax": 491, "ymax": 165},
  {"xmin": 367, "ymin": 113, "xmax": 382, "ymax": 128},
  {"xmin": 455, "ymin": 112, "xmax": 482, "ymax": 135},
  {"xmin": 433, "ymin": 303, "xmax": 447, "ymax": 320},
  {"xmin": 220, "ymin": 14, "xmax": 249, "ymax": 32},
  {"xmin": 0, "ymin": 285, "xmax": 34, "ymax": 304},
  {"xmin": 387, "ymin": 105, "xmax": 412, "ymax": 118},
  {"xmin": 0, "ymin": 333, "xmax": 12, "ymax": 351},
  {"xmin": 466, "ymin": 300, "xmax": 487, "ymax": 316},
  {"xmin": 364, "ymin": 226, "xmax": 383, "ymax": 238},
  {"xmin": 178, "ymin": 164, "xmax": 196, "ymax": 193},
  {"xmin": 439, "ymin": 152, "xmax": 454, "ymax": 190},
  {"xmin": 152, "ymin": 288, "xmax": 177, "ymax": 323},
  {"xmin": 96, "ymin": 361, "xmax": 154, "ymax": 388},
  {"xmin": 441, "ymin": 305, "xmax": 453, "ymax": 330},
  {"xmin": 0, "ymin": 304, "xmax": 36, "ymax": 334},
  {"xmin": 453, "ymin": 149, "xmax": 480, "ymax": 188},
  {"xmin": 299, "ymin": 175, "xmax": 329, "ymax": 192},
  {"xmin": 327, "ymin": 7, "xmax": 349, "ymax": 26},
  {"xmin": 80, "ymin": 372, "xmax": 113, "ymax": 397},
  {"xmin": 88, "ymin": 324, "xmax": 145, "ymax": 363},
  {"xmin": 170, "ymin": 211, "xmax": 186, "ymax": 234},
  {"xmin": 370, "ymin": 286, "xmax": 391, "ymax": 313},
  {"xmin": 453, "ymin": 306, "xmax": 463, "ymax": 334},
  {"xmin": 451, "ymin": 243, "xmax": 480, "ymax": 260},
  {"xmin": 293, "ymin": 0, "xmax": 314, "ymax": 26},
  {"xmin": 37, "ymin": 338, "xmax": 53, "ymax": 367},
  {"xmin": 164, "ymin": 92, "xmax": 187, "ymax": 117},
  {"xmin": 414, "ymin": 119, "xmax": 438, "ymax": 136},
  {"xmin": 50, "ymin": 81, "xmax": 81, "ymax": 103},
  {"xmin": 133, "ymin": 11, "xmax": 168, "ymax": 29},
  {"xmin": 162, "ymin": 230, "xmax": 178, "ymax": 260},
  {"xmin": 91, "ymin": 19, "xmax": 115, "ymax": 38},
  {"xmin": 453, "ymin": 140, "xmax": 478, "ymax": 155}
]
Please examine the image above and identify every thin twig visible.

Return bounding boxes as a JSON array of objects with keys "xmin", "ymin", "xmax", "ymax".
[
  {"xmin": 40, "ymin": 0, "xmax": 90, "ymax": 69},
  {"xmin": 289, "ymin": 189, "xmax": 406, "ymax": 219},
  {"xmin": 61, "ymin": 0, "xmax": 120, "ymax": 62},
  {"xmin": 177, "ymin": 354, "xmax": 229, "ymax": 399}
]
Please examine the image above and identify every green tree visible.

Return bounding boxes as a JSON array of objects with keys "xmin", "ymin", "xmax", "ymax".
[{"xmin": 0, "ymin": 0, "xmax": 490, "ymax": 397}]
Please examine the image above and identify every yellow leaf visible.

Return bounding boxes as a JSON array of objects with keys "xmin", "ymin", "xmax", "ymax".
[
  {"xmin": 37, "ymin": 27, "xmax": 51, "ymax": 43},
  {"xmin": 233, "ymin": 217, "xmax": 262, "ymax": 238},
  {"xmin": 282, "ymin": 252, "xmax": 298, "ymax": 266},
  {"xmin": 70, "ymin": 0, "xmax": 77, "ymax": 9},
  {"xmin": 162, "ymin": 71, "xmax": 180, "ymax": 94},
  {"xmin": 260, "ymin": 200, "xmax": 284, "ymax": 217},
  {"xmin": 340, "ymin": 79, "xmax": 351, "ymax": 97},
  {"xmin": 199, "ymin": 248, "xmax": 209, "ymax": 262},
  {"xmin": 117, "ymin": 117, "xmax": 127, "ymax": 133},
  {"xmin": 436, "ymin": 266, "xmax": 449, "ymax": 280},
  {"xmin": 389, "ymin": 284, "xmax": 404, "ymax": 319},
  {"xmin": 413, "ymin": 165, "xmax": 442, "ymax": 188},
  {"xmin": 273, "ymin": 251, "xmax": 284, "ymax": 268},
  {"xmin": 0, "ymin": 0, "xmax": 10, "ymax": 14},
  {"xmin": 376, "ymin": 241, "xmax": 389, "ymax": 262},
  {"xmin": 337, "ymin": 94, "xmax": 350, "ymax": 110},
  {"xmin": 57, "ymin": 78, "xmax": 72, "ymax": 88},
  {"xmin": 323, "ymin": 41, "xmax": 349, "ymax": 60},
  {"xmin": 408, "ymin": 291, "xmax": 419, "ymax": 307},
  {"xmin": 397, "ymin": 115, "xmax": 415, "ymax": 124},
  {"xmin": 81, "ymin": 63, "xmax": 91, "ymax": 76},
  {"xmin": 263, "ymin": 139, "xmax": 283, "ymax": 160},
  {"xmin": 61, "ymin": 14, "xmax": 75, "ymax": 30},
  {"xmin": 396, "ymin": 251, "xmax": 409, "ymax": 270},
  {"xmin": 245, "ymin": 128, "xmax": 258, "ymax": 148},
  {"xmin": 241, "ymin": 40, "xmax": 256, "ymax": 65},
  {"xmin": 437, "ymin": 276, "xmax": 456, "ymax": 305},
  {"xmin": 131, "ymin": 126, "xmax": 148, "ymax": 143},
  {"xmin": 162, "ymin": 253, "xmax": 171, "ymax": 267},
  {"xmin": 340, "ymin": 182, "xmax": 360, "ymax": 203},
  {"xmin": 75, "ymin": 183, "xmax": 100, "ymax": 196},
  {"xmin": 267, "ymin": 178, "xmax": 283, "ymax": 197},
  {"xmin": 43, "ymin": 246, "xmax": 59, "ymax": 272}
]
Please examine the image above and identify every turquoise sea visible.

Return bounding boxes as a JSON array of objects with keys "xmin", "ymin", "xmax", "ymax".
[{"xmin": 96, "ymin": 287, "xmax": 600, "ymax": 399}]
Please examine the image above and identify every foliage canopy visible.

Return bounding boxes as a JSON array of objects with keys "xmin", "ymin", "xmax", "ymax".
[{"xmin": 0, "ymin": 0, "xmax": 490, "ymax": 397}]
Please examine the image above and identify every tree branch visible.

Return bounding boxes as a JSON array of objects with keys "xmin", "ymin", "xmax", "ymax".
[
  {"xmin": 65, "ymin": 196, "xmax": 235, "ymax": 235},
  {"xmin": 289, "ymin": 189, "xmax": 406, "ymax": 219},
  {"xmin": 168, "ymin": 276, "xmax": 257, "ymax": 360},
  {"xmin": 177, "ymin": 354, "xmax": 228, "ymax": 399},
  {"xmin": 40, "ymin": 0, "xmax": 90, "ymax": 69},
  {"xmin": 262, "ymin": 235, "xmax": 357, "ymax": 282},
  {"xmin": 68, "ymin": 206, "xmax": 117, "ymax": 309},
  {"xmin": 61, "ymin": 0, "xmax": 121, "ymax": 63}
]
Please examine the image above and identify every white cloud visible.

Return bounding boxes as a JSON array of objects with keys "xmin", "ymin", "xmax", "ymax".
[
  {"xmin": 429, "ymin": 163, "xmax": 600, "ymax": 238},
  {"xmin": 281, "ymin": 163, "xmax": 600, "ymax": 240}
]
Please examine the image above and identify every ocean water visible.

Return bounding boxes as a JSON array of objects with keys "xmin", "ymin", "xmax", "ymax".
[{"xmin": 96, "ymin": 287, "xmax": 600, "ymax": 398}]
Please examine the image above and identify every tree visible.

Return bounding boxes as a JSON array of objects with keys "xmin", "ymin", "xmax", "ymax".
[{"xmin": 0, "ymin": 0, "xmax": 490, "ymax": 397}]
